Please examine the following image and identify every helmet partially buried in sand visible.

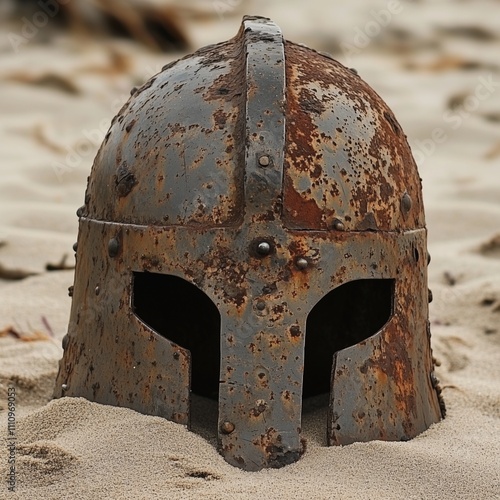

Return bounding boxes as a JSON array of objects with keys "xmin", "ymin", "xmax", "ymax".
[{"xmin": 54, "ymin": 16, "xmax": 445, "ymax": 471}]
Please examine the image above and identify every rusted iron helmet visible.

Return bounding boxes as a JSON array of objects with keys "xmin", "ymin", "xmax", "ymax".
[{"xmin": 54, "ymin": 16, "xmax": 444, "ymax": 471}]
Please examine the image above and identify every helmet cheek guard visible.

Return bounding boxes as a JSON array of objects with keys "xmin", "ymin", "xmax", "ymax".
[{"xmin": 54, "ymin": 16, "xmax": 444, "ymax": 471}]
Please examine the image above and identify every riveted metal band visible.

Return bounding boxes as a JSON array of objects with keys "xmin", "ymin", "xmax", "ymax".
[{"xmin": 242, "ymin": 16, "xmax": 286, "ymax": 221}]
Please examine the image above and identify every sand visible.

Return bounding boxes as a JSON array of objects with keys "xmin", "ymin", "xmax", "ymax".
[{"xmin": 1, "ymin": 0, "xmax": 500, "ymax": 498}]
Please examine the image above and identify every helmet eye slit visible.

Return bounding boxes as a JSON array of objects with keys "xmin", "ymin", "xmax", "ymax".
[
  {"xmin": 303, "ymin": 278, "xmax": 395, "ymax": 400},
  {"xmin": 132, "ymin": 272, "xmax": 221, "ymax": 401}
]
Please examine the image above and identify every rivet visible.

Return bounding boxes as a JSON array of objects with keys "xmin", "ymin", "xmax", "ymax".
[
  {"xmin": 428, "ymin": 288, "xmax": 433, "ymax": 303},
  {"xmin": 332, "ymin": 219, "xmax": 345, "ymax": 231},
  {"xmin": 290, "ymin": 325, "xmax": 300, "ymax": 337},
  {"xmin": 221, "ymin": 421, "xmax": 235, "ymax": 434},
  {"xmin": 258, "ymin": 155, "xmax": 270, "ymax": 167},
  {"xmin": 401, "ymin": 192, "xmax": 412, "ymax": 214},
  {"xmin": 254, "ymin": 399, "xmax": 267, "ymax": 414},
  {"xmin": 61, "ymin": 384, "xmax": 68, "ymax": 391},
  {"xmin": 256, "ymin": 241, "xmax": 271, "ymax": 256},
  {"xmin": 73, "ymin": 242, "xmax": 78, "ymax": 252},
  {"xmin": 108, "ymin": 238, "xmax": 120, "ymax": 257},
  {"xmin": 173, "ymin": 352, "xmax": 180, "ymax": 360},
  {"xmin": 68, "ymin": 286, "xmax": 74, "ymax": 297},
  {"xmin": 62, "ymin": 334, "xmax": 69, "ymax": 350},
  {"xmin": 95, "ymin": 286, "xmax": 100, "ymax": 296},
  {"xmin": 295, "ymin": 257, "xmax": 308, "ymax": 270},
  {"xmin": 430, "ymin": 371, "xmax": 439, "ymax": 388},
  {"xmin": 76, "ymin": 205, "xmax": 85, "ymax": 217},
  {"xmin": 256, "ymin": 300, "xmax": 266, "ymax": 311},
  {"xmin": 427, "ymin": 252, "xmax": 431, "ymax": 265}
]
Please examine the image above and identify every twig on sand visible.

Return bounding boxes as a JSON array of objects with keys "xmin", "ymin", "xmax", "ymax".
[{"xmin": 46, "ymin": 254, "xmax": 75, "ymax": 272}]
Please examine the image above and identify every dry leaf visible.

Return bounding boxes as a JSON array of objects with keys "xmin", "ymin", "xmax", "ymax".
[{"xmin": 0, "ymin": 325, "xmax": 52, "ymax": 342}]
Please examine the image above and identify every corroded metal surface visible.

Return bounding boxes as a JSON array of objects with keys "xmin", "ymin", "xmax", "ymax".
[
  {"xmin": 86, "ymin": 35, "xmax": 246, "ymax": 227},
  {"xmin": 283, "ymin": 43, "xmax": 424, "ymax": 232},
  {"xmin": 54, "ymin": 16, "xmax": 443, "ymax": 472}
]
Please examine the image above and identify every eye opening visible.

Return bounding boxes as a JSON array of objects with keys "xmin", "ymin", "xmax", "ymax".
[
  {"xmin": 132, "ymin": 272, "xmax": 221, "ymax": 400},
  {"xmin": 303, "ymin": 278, "xmax": 395, "ymax": 399}
]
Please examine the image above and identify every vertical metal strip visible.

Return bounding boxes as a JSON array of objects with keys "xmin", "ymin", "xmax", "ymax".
[
  {"xmin": 242, "ymin": 16, "xmax": 286, "ymax": 221},
  {"xmin": 217, "ymin": 17, "xmax": 298, "ymax": 471}
]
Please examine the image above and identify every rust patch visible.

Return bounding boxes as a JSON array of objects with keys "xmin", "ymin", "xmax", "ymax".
[
  {"xmin": 125, "ymin": 119, "xmax": 136, "ymax": 133},
  {"xmin": 299, "ymin": 87, "xmax": 325, "ymax": 115},
  {"xmin": 213, "ymin": 109, "xmax": 229, "ymax": 129},
  {"xmin": 289, "ymin": 325, "xmax": 301, "ymax": 339},
  {"xmin": 115, "ymin": 162, "xmax": 137, "ymax": 198},
  {"xmin": 198, "ymin": 247, "xmax": 249, "ymax": 309},
  {"xmin": 203, "ymin": 39, "xmax": 246, "ymax": 105},
  {"xmin": 283, "ymin": 177, "xmax": 323, "ymax": 228},
  {"xmin": 356, "ymin": 212, "xmax": 378, "ymax": 231},
  {"xmin": 283, "ymin": 41, "xmax": 424, "ymax": 231},
  {"xmin": 251, "ymin": 427, "xmax": 303, "ymax": 469}
]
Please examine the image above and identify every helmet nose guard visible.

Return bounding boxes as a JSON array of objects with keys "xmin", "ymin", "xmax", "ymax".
[{"xmin": 54, "ymin": 16, "xmax": 444, "ymax": 471}]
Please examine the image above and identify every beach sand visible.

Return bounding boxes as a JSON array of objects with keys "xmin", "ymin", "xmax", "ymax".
[{"xmin": 0, "ymin": 1, "xmax": 499, "ymax": 498}]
